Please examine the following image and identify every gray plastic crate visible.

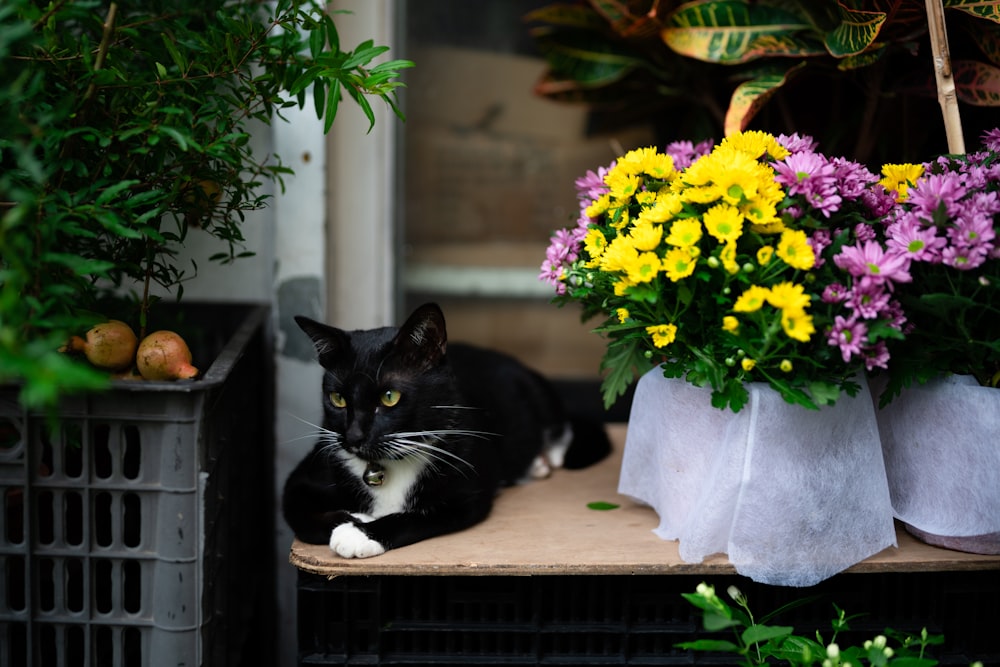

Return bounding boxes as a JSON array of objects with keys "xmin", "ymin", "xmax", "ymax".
[{"xmin": 1, "ymin": 303, "xmax": 274, "ymax": 667}]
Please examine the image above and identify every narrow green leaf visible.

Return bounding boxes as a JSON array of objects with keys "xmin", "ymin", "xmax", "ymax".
[
  {"xmin": 676, "ymin": 639, "xmax": 742, "ymax": 652},
  {"xmin": 323, "ymin": 79, "xmax": 341, "ymax": 133},
  {"xmin": 741, "ymin": 624, "xmax": 794, "ymax": 646},
  {"xmin": 160, "ymin": 33, "xmax": 187, "ymax": 73},
  {"xmin": 587, "ymin": 501, "xmax": 620, "ymax": 511}
]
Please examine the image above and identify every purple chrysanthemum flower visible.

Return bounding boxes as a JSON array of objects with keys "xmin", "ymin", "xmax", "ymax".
[
  {"xmin": 575, "ymin": 163, "xmax": 614, "ymax": 201},
  {"xmin": 982, "ymin": 127, "xmax": 1000, "ymax": 153},
  {"xmin": 834, "ymin": 240, "xmax": 912, "ymax": 286},
  {"xmin": 832, "ymin": 157, "xmax": 879, "ymax": 200},
  {"xmin": 941, "ymin": 242, "xmax": 990, "ymax": 270},
  {"xmin": 822, "ymin": 283, "xmax": 847, "ymax": 304},
  {"xmin": 862, "ymin": 341, "xmax": 891, "ymax": 371},
  {"xmin": 773, "ymin": 151, "xmax": 842, "ymax": 217},
  {"xmin": 665, "ymin": 139, "xmax": 713, "ymax": 170},
  {"xmin": 906, "ymin": 172, "xmax": 967, "ymax": 219},
  {"xmin": 845, "ymin": 283, "xmax": 891, "ymax": 320},
  {"xmin": 886, "ymin": 212, "xmax": 946, "ymax": 262},
  {"xmin": 776, "ymin": 133, "xmax": 818, "ymax": 154},
  {"xmin": 861, "ymin": 185, "xmax": 897, "ymax": 218},
  {"xmin": 854, "ymin": 223, "xmax": 876, "ymax": 243},
  {"xmin": 827, "ymin": 315, "xmax": 867, "ymax": 363}
]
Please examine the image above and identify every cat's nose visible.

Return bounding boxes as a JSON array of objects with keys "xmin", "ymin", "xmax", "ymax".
[{"xmin": 345, "ymin": 419, "xmax": 366, "ymax": 449}]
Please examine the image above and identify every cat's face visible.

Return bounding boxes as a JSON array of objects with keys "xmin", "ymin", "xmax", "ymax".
[{"xmin": 295, "ymin": 304, "xmax": 456, "ymax": 462}]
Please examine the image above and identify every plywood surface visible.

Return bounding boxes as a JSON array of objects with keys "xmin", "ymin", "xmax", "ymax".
[{"xmin": 289, "ymin": 425, "xmax": 1000, "ymax": 577}]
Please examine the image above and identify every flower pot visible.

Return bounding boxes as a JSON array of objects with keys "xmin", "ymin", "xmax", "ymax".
[
  {"xmin": 875, "ymin": 374, "xmax": 1000, "ymax": 555},
  {"xmin": 619, "ymin": 369, "xmax": 896, "ymax": 586}
]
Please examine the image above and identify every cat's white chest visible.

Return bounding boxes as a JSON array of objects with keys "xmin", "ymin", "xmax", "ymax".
[{"xmin": 342, "ymin": 454, "xmax": 425, "ymax": 518}]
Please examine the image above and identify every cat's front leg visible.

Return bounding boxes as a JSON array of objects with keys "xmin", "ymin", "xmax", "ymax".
[{"xmin": 328, "ymin": 511, "xmax": 385, "ymax": 559}]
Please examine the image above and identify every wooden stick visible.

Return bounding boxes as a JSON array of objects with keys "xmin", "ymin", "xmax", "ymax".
[{"xmin": 925, "ymin": 0, "xmax": 965, "ymax": 154}]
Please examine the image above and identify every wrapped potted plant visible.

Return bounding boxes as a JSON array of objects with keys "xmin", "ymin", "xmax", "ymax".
[
  {"xmin": 539, "ymin": 130, "xmax": 907, "ymax": 585},
  {"xmin": 872, "ymin": 128, "xmax": 1000, "ymax": 555},
  {"xmin": 0, "ymin": 1, "xmax": 410, "ymax": 663}
]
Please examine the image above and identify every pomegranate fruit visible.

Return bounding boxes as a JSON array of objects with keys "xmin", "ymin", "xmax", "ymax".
[
  {"xmin": 65, "ymin": 320, "xmax": 138, "ymax": 371},
  {"xmin": 136, "ymin": 331, "xmax": 199, "ymax": 381}
]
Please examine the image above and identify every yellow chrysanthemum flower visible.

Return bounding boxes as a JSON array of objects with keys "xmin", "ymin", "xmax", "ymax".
[
  {"xmin": 741, "ymin": 357, "xmax": 756, "ymax": 372},
  {"xmin": 720, "ymin": 240, "xmax": 739, "ymax": 274},
  {"xmin": 733, "ymin": 285, "xmax": 769, "ymax": 312},
  {"xmin": 780, "ymin": 359, "xmax": 793, "ymax": 373},
  {"xmin": 756, "ymin": 246, "xmax": 774, "ymax": 266},
  {"xmin": 703, "ymin": 203, "xmax": 744, "ymax": 243},
  {"xmin": 636, "ymin": 190, "xmax": 657, "ymax": 206},
  {"xmin": 638, "ymin": 190, "xmax": 683, "ymax": 224},
  {"xmin": 780, "ymin": 307, "xmax": 816, "ymax": 342},
  {"xmin": 625, "ymin": 251, "xmax": 661, "ymax": 284},
  {"xmin": 605, "ymin": 169, "xmax": 641, "ymax": 200},
  {"xmin": 617, "ymin": 146, "xmax": 658, "ymax": 175},
  {"xmin": 722, "ymin": 315, "xmax": 739, "ymax": 333},
  {"xmin": 585, "ymin": 194, "xmax": 611, "ymax": 220},
  {"xmin": 879, "ymin": 163, "xmax": 924, "ymax": 202},
  {"xmin": 600, "ymin": 235, "xmax": 639, "ymax": 274},
  {"xmin": 776, "ymin": 228, "xmax": 815, "ymax": 270},
  {"xmin": 661, "ymin": 247, "xmax": 698, "ymax": 282},
  {"xmin": 629, "ymin": 222, "xmax": 663, "ymax": 251},
  {"xmin": 616, "ymin": 308, "xmax": 630, "ymax": 323},
  {"xmin": 618, "ymin": 146, "xmax": 676, "ymax": 181},
  {"xmin": 766, "ymin": 281, "xmax": 811, "ymax": 312},
  {"xmin": 646, "ymin": 323, "xmax": 678, "ymax": 348},
  {"xmin": 584, "ymin": 228, "xmax": 607, "ymax": 261},
  {"xmin": 721, "ymin": 130, "xmax": 790, "ymax": 161},
  {"xmin": 665, "ymin": 218, "xmax": 702, "ymax": 247},
  {"xmin": 608, "ymin": 205, "xmax": 631, "ymax": 231}
]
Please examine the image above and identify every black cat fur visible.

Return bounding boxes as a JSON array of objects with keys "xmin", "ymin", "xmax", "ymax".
[{"xmin": 282, "ymin": 302, "xmax": 611, "ymax": 558}]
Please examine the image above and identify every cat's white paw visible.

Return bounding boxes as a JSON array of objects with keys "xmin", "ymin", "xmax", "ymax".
[{"xmin": 329, "ymin": 522, "xmax": 386, "ymax": 559}]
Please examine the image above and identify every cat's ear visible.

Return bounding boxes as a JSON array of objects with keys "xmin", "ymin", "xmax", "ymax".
[
  {"xmin": 393, "ymin": 303, "xmax": 448, "ymax": 368},
  {"xmin": 294, "ymin": 315, "xmax": 350, "ymax": 367}
]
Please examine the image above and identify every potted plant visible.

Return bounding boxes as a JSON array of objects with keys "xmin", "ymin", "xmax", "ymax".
[
  {"xmin": 870, "ymin": 128, "xmax": 1000, "ymax": 555},
  {"xmin": 0, "ymin": 1, "xmax": 410, "ymax": 663},
  {"xmin": 0, "ymin": 0, "xmax": 411, "ymax": 407},
  {"xmin": 539, "ymin": 130, "xmax": 905, "ymax": 585},
  {"xmin": 526, "ymin": 0, "xmax": 1000, "ymax": 164}
]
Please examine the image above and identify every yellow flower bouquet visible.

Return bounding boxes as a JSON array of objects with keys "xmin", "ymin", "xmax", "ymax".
[{"xmin": 541, "ymin": 131, "xmax": 909, "ymax": 411}]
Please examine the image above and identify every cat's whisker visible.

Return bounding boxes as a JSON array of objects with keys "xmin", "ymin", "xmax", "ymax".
[
  {"xmin": 394, "ymin": 428, "xmax": 498, "ymax": 441},
  {"xmin": 383, "ymin": 437, "xmax": 473, "ymax": 476}
]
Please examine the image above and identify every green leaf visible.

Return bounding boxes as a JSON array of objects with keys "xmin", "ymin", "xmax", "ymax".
[
  {"xmin": 587, "ymin": 501, "xmax": 620, "ymax": 511},
  {"xmin": 741, "ymin": 623, "xmax": 793, "ymax": 646},
  {"xmin": 94, "ymin": 179, "xmax": 140, "ymax": 205},
  {"xmin": 676, "ymin": 639, "xmax": 742, "ymax": 652}
]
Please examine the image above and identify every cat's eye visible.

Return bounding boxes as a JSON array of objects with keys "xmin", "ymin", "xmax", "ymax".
[
  {"xmin": 380, "ymin": 389, "xmax": 401, "ymax": 407},
  {"xmin": 329, "ymin": 391, "xmax": 347, "ymax": 408}
]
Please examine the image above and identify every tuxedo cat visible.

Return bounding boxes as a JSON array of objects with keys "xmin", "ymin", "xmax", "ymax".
[{"xmin": 282, "ymin": 302, "xmax": 610, "ymax": 558}]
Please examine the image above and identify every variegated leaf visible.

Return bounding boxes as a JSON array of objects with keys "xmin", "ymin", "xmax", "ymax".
[
  {"xmin": 943, "ymin": 0, "xmax": 1000, "ymax": 24},
  {"xmin": 663, "ymin": 1, "xmax": 815, "ymax": 64},
  {"xmin": 724, "ymin": 62, "xmax": 808, "ymax": 135},
  {"xmin": 524, "ymin": 4, "xmax": 609, "ymax": 31},
  {"xmin": 836, "ymin": 43, "xmax": 888, "ymax": 71},
  {"xmin": 953, "ymin": 59, "xmax": 1000, "ymax": 105},
  {"xmin": 824, "ymin": 5, "xmax": 887, "ymax": 57},
  {"xmin": 963, "ymin": 19, "xmax": 1000, "ymax": 66}
]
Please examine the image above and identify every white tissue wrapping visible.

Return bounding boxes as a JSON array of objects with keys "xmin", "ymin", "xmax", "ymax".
[
  {"xmin": 619, "ymin": 369, "xmax": 897, "ymax": 587},
  {"xmin": 875, "ymin": 374, "xmax": 1000, "ymax": 538}
]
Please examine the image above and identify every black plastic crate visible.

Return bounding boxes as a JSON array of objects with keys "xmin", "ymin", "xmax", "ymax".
[
  {"xmin": 1, "ymin": 303, "xmax": 275, "ymax": 667},
  {"xmin": 296, "ymin": 571, "xmax": 1000, "ymax": 666}
]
